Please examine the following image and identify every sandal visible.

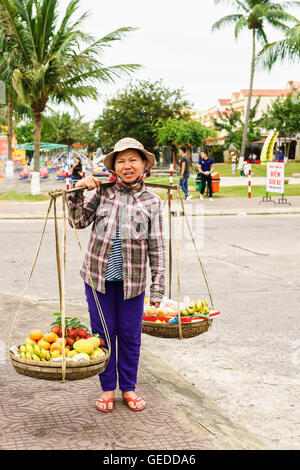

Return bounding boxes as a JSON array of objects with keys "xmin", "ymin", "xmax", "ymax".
[
  {"xmin": 123, "ymin": 395, "xmax": 145, "ymax": 412},
  {"xmin": 96, "ymin": 396, "xmax": 114, "ymax": 413}
]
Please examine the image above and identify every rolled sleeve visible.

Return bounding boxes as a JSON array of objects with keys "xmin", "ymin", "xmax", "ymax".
[{"xmin": 66, "ymin": 188, "xmax": 100, "ymax": 229}]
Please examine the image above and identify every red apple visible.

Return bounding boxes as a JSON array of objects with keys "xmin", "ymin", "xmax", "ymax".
[
  {"xmin": 69, "ymin": 328, "xmax": 78, "ymax": 339},
  {"xmin": 78, "ymin": 328, "xmax": 87, "ymax": 338},
  {"xmin": 67, "ymin": 337, "xmax": 75, "ymax": 347}
]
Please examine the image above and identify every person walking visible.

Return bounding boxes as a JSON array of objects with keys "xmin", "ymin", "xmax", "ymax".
[
  {"xmin": 231, "ymin": 152, "xmax": 238, "ymax": 176},
  {"xmin": 179, "ymin": 146, "xmax": 192, "ymax": 201},
  {"xmin": 66, "ymin": 137, "xmax": 166, "ymax": 413},
  {"xmin": 198, "ymin": 151, "xmax": 215, "ymax": 201}
]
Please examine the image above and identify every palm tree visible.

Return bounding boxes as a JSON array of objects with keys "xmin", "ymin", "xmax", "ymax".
[
  {"xmin": 0, "ymin": 0, "xmax": 140, "ymax": 177},
  {"xmin": 212, "ymin": 0, "xmax": 299, "ymax": 159},
  {"xmin": 258, "ymin": 22, "xmax": 300, "ymax": 69}
]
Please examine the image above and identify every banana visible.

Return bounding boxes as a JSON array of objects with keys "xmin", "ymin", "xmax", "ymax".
[
  {"xmin": 190, "ymin": 301, "xmax": 196, "ymax": 313},
  {"xmin": 196, "ymin": 300, "xmax": 202, "ymax": 312},
  {"xmin": 187, "ymin": 307, "xmax": 194, "ymax": 315}
]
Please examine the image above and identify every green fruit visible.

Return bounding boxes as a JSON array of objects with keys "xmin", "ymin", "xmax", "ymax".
[
  {"xmin": 25, "ymin": 345, "xmax": 33, "ymax": 354},
  {"xmin": 31, "ymin": 354, "xmax": 41, "ymax": 361},
  {"xmin": 181, "ymin": 310, "xmax": 189, "ymax": 316},
  {"xmin": 32, "ymin": 344, "xmax": 42, "ymax": 357}
]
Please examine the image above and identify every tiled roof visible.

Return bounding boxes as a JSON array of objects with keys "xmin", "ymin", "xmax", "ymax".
[{"xmin": 240, "ymin": 89, "xmax": 292, "ymax": 97}]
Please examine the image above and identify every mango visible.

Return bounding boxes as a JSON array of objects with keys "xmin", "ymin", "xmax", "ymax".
[
  {"xmin": 67, "ymin": 350, "xmax": 78, "ymax": 359},
  {"xmin": 24, "ymin": 338, "xmax": 36, "ymax": 346},
  {"xmin": 73, "ymin": 339, "xmax": 94, "ymax": 355},
  {"xmin": 86, "ymin": 336, "xmax": 100, "ymax": 349}
]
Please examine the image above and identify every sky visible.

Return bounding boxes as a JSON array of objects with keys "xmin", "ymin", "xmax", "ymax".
[{"xmin": 57, "ymin": 0, "xmax": 300, "ymax": 121}]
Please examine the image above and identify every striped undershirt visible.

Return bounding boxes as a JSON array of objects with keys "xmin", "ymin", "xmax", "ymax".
[{"xmin": 105, "ymin": 225, "xmax": 123, "ymax": 281}]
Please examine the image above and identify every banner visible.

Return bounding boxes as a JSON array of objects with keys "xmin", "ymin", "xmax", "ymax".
[
  {"xmin": 267, "ymin": 162, "xmax": 284, "ymax": 194},
  {"xmin": 261, "ymin": 130, "xmax": 278, "ymax": 164}
]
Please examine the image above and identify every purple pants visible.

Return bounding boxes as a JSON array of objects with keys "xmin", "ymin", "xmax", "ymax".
[{"xmin": 84, "ymin": 281, "xmax": 145, "ymax": 392}]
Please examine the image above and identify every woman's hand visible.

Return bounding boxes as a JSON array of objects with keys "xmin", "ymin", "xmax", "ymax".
[
  {"xmin": 150, "ymin": 301, "xmax": 160, "ymax": 308},
  {"xmin": 75, "ymin": 176, "xmax": 101, "ymax": 191}
]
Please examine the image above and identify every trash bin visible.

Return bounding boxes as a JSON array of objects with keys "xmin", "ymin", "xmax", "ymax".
[
  {"xmin": 211, "ymin": 172, "xmax": 220, "ymax": 193},
  {"xmin": 196, "ymin": 174, "xmax": 202, "ymax": 192}
]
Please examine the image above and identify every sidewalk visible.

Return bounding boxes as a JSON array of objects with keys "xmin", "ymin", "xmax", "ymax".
[
  {"xmin": 1, "ymin": 195, "xmax": 300, "ymax": 219},
  {"xmin": 1, "ymin": 293, "xmax": 267, "ymax": 450}
]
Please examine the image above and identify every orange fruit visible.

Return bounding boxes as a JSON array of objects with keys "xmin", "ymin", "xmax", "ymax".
[
  {"xmin": 29, "ymin": 330, "xmax": 43, "ymax": 341},
  {"xmin": 50, "ymin": 342, "xmax": 63, "ymax": 353},
  {"xmin": 37, "ymin": 339, "xmax": 50, "ymax": 350},
  {"xmin": 56, "ymin": 338, "xmax": 67, "ymax": 346},
  {"xmin": 156, "ymin": 310, "xmax": 165, "ymax": 318},
  {"xmin": 42, "ymin": 332, "xmax": 58, "ymax": 344}
]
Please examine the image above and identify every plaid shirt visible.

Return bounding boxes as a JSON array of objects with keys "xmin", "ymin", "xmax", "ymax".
[{"xmin": 66, "ymin": 182, "xmax": 166, "ymax": 302}]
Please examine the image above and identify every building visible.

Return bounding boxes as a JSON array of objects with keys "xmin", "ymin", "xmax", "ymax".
[{"xmin": 200, "ymin": 80, "xmax": 300, "ymax": 159}]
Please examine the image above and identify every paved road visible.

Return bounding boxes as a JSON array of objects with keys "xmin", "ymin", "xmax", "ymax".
[{"xmin": 1, "ymin": 214, "xmax": 299, "ymax": 449}]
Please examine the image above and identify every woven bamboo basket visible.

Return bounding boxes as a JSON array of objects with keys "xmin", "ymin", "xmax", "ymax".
[
  {"xmin": 10, "ymin": 348, "xmax": 110, "ymax": 382},
  {"xmin": 142, "ymin": 319, "xmax": 212, "ymax": 339}
]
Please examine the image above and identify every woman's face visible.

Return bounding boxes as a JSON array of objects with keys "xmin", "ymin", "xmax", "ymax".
[{"xmin": 114, "ymin": 149, "xmax": 145, "ymax": 184}]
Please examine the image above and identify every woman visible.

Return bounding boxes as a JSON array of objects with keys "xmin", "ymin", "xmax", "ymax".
[
  {"xmin": 67, "ymin": 138, "xmax": 166, "ymax": 413},
  {"xmin": 70, "ymin": 157, "xmax": 82, "ymax": 182}
]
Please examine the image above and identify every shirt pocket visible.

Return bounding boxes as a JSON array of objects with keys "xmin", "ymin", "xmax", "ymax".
[
  {"xmin": 130, "ymin": 207, "xmax": 150, "ymax": 241},
  {"xmin": 95, "ymin": 207, "xmax": 111, "ymax": 236}
]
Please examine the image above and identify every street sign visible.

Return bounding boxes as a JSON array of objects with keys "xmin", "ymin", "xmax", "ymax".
[{"xmin": 267, "ymin": 162, "xmax": 284, "ymax": 194}]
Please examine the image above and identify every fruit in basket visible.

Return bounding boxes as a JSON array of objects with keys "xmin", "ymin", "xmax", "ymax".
[
  {"xmin": 19, "ymin": 352, "xmax": 26, "ymax": 359},
  {"xmin": 25, "ymin": 352, "xmax": 32, "ymax": 360},
  {"xmin": 37, "ymin": 339, "xmax": 50, "ymax": 350},
  {"xmin": 73, "ymin": 339, "xmax": 94, "ymax": 355},
  {"xmin": 180, "ymin": 309, "xmax": 189, "ymax": 316},
  {"xmin": 91, "ymin": 348, "xmax": 104, "ymax": 359},
  {"xmin": 86, "ymin": 336, "xmax": 100, "ymax": 349},
  {"xmin": 24, "ymin": 338, "xmax": 36, "ymax": 346},
  {"xmin": 50, "ymin": 342, "xmax": 63, "ymax": 353},
  {"xmin": 42, "ymin": 332, "xmax": 58, "ymax": 343},
  {"xmin": 77, "ymin": 328, "xmax": 87, "ymax": 338},
  {"xmin": 67, "ymin": 349, "xmax": 78, "ymax": 359},
  {"xmin": 196, "ymin": 299, "xmax": 202, "ymax": 311},
  {"xmin": 51, "ymin": 349, "xmax": 60, "ymax": 358},
  {"xmin": 31, "ymin": 354, "xmax": 40, "ymax": 361},
  {"xmin": 19, "ymin": 345, "xmax": 26, "ymax": 353},
  {"xmin": 29, "ymin": 330, "xmax": 43, "ymax": 341},
  {"xmin": 67, "ymin": 337, "xmax": 75, "ymax": 347},
  {"xmin": 51, "ymin": 325, "xmax": 60, "ymax": 335},
  {"xmin": 68, "ymin": 328, "xmax": 78, "ymax": 339},
  {"xmin": 25, "ymin": 344, "xmax": 34, "ymax": 354}
]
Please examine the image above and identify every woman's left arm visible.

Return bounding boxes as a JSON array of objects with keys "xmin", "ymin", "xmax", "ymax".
[{"xmin": 147, "ymin": 198, "xmax": 166, "ymax": 305}]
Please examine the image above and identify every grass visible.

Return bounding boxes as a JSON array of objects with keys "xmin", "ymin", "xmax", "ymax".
[
  {"xmin": 153, "ymin": 161, "xmax": 300, "ymax": 179},
  {"xmin": 0, "ymin": 191, "xmax": 50, "ymax": 201},
  {"xmin": 156, "ymin": 185, "xmax": 300, "ymax": 200}
]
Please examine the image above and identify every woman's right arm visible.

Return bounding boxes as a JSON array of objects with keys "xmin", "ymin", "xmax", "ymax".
[{"xmin": 66, "ymin": 177, "xmax": 101, "ymax": 229}]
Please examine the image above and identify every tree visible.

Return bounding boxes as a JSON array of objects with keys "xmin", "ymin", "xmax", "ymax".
[
  {"xmin": 95, "ymin": 79, "xmax": 190, "ymax": 153},
  {"xmin": 212, "ymin": 98, "xmax": 262, "ymax": 151},
  {"xmin": 156, "ymin": 118, "xmax": 216, "ymax": 166},
  {"xmin": 0, "ymin": 0, "xmax": 140, "ymax": 178},
  {"xmin": 212, "ymin": 0, "xmax": 299, "ymax": 160},
  {"xmin": 258, "ymin": 22, "xmax": 300, "ymax": 68},
  {"xmin": 261, "ymin": 92, "xmax": 300, "ymax": 155}
]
